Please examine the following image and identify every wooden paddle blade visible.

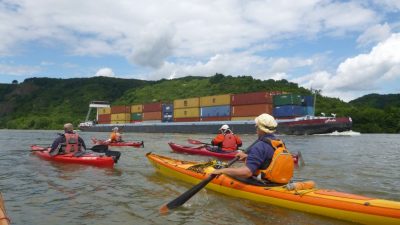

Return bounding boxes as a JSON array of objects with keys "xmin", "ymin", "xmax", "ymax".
[
  {"xmin": 298, "ymin": 151, "xmax": 305, "ymax": 167},
  {"xmin": 160, "ymin": 174, "xmax": 217, "ymax": 213}
]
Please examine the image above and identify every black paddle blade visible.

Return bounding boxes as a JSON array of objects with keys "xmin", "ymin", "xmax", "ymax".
[
  {"xmin": 90, "ymin": 145, "xmax": 108, "ymax": 152},
  {"xmin": 159, "ymin": 174, "xmax": 217, "ymax": 214}
]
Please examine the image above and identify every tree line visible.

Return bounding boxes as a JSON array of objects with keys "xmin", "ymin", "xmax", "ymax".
[{"xmin": 0, "ymin": 74, "xmax": 399, "ymax": 133}]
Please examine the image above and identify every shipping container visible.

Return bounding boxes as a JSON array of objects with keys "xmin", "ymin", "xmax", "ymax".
[
  {"xmin": 97, "ymin": 107, "xmax": 111, "ymax": 115},
  {"xmin": 273, "ymin": 105, "xmax": 306, "ymax": 118},
  {"xmin": 231, "ymin": 104, "xmax": 273, "ymax": 117},
  {"xmin": 111, "ymin": 113, "xmax": 130, "ymax": 121},
  {"xmin": 302, "ymin": 96, "xmax": 314, "ymax": 107},
  {"xmin": 143, "ymin": 111, "xmax": 162, "ymax": 120},
  {"xmin": 110, "ymin": 121, "xmax": 126, "ymax": 124},
  {"xmin": 141, "ymin": 120, "xmax": 162, "ymax": 123},
  {"xmin": 162, "ymin": 104, "xmax": 174, "ymax": 113},
  {"xmin": 131, "ymin": 104, "xmax": 143, "ymax": 113},
  {"xmin": 173, "ymin": 117, "xmax": 200, "ymax": 122},
  {"xmin": 162, "ymin": 112, "xmax": 173, "ymax": 122},
  {"xmin": 200, "ymin": 116, "xmax": 231, "ymax": 121},
  {"xmin": 111, "ymin": 105, "xmax": 131, "ymax": 114},
  {"xmin": 174, "ymin": 107, "xmax": 200, "ymax": 118},
  {"xmin": 174, "ymin": 97, "xmax": 200, "ymax": 109},
  {"xmin": 303, "ymin": 106, "xmax": 315, "ymax": 116},
  {"xmin": 131, "ymin": 113, "xmax": 143, "ymax": 121},
  {"xmin": 130, "ymin": 120, "xmax": 142, "ymax": 123},
  {"xmin": 97, "ymin": 114, "xmax": 111, "ymax": 122},
  {"xmin": 231, "ymin": 116, "xmax": 255, "ymax": 121},
  {"xmin": 231, "ymin": 91, "xmax": 273, "ymax": 106},
  {"xmin": 200, "ymin": 105, "xmax": 231, "ymax": 117},
  {"xmin": 200, "ymin": 94, "xmax": 231, "ymax": 107},
  {"xmin": 273, "ymin": 94, "xmax": 303, "ymax": 106},
  {"xmin": 98, "ymin": 121, "xmax": 111, "ymax": 124},
  {"xmin": 143, "ymin": 102, "xmax": 162, "ymax": 112}
]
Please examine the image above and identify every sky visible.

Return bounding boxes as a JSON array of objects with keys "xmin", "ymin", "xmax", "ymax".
[{"xmin": 0, "ymin": 0, "xmax": 400, "ymax": 102}]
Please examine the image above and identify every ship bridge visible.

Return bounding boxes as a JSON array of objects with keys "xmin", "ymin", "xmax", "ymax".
[{"xmin": 80, "ymin": 101, "xmax": 110, "ymax": 127}]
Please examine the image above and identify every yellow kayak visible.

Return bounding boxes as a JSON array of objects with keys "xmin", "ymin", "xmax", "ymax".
[
  {"xmin": 0, "ymin": 193, "xmax": 10, "ymax": 225},
  {"xmin": 146, "ymin": 152, "xmax": 400, "ymax": 225}
]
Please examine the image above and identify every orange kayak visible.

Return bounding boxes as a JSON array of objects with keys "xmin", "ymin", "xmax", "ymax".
[{"xmin": 146, "ymin": 152, "xmax": 400, "ymax": 225}]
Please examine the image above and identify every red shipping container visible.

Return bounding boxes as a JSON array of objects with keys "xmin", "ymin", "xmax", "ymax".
[
  {"xmin": 231, "ymin": 104, "xmax": 273, "ymax": 117},
  {"xmin": 200, "ymin": 116, "xmax": 231, "ymax": 121},
  {"xmin": 173, "ymin": 117, "xmax": 200, "ymax": 122},
  {"xmin": 231, "ymin": 91, "xmax": 273, "ymax": 105},
  {"xmin": 111, "ymin": 105, "xmax": 131, "ymax": 114},
  {"xmin": 143, "ymin": 102, "xmax": 162, "ymax": 112},
  {"xmin": 143, "ymin": 111, "xmax": 162, "ymax": 120},
  {"xmin": 97, "ymin": 114, "xmax": 111, "ymax": 122}
]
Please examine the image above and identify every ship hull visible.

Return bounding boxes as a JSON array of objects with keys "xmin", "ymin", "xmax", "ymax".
[{"xmin": 79, "ymin": 117, "xmax": 352, "ymax": 135}]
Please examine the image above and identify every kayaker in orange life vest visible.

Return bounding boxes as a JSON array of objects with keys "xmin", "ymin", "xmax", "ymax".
[
  {"xmin": 209, "ymin": 124, "xmax": 242, "ymax": 152},
  {"xmin": 107, "ymin": 127, "xmax": 123, "ymax": 143},
  {"xmin": 211, "ymin": 114, "xmax": 294, "ymax": 184},
  {"xmin": 49, "ymin": 123, "xmax": 87, "ymax": 156}
]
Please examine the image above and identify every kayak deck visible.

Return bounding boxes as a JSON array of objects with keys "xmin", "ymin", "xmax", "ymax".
[
  {"xmin": 146, "ymin": 152, "xmax": 400, "ymax": 225},
  {"xmin": 31, "ymin": 145, "xmax": 115, "ymax": 167}
]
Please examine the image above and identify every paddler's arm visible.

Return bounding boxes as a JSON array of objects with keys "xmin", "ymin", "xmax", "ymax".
[
  {"xmin": 211, "ymin": 166, "xmax": 252, "ymax": 178},
  {"xmin": 211, "ymin": 151, "xmax": 252, "ymax": 178}
]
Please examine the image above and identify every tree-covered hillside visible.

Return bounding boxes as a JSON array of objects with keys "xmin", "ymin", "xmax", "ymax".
[
  {"xmin": 0, "ymin": 74, "xmax": 399, "ymax": 133},
  {"xmin": 0, "ymin": 76, "xmax": 147, "ymax": 129}
]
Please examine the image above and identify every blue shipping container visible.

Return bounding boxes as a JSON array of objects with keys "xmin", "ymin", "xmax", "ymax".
[
  {"xmin": 273, "ymin": 105, "xmax": 307, "ymax": 118},
  {"xmin": 302, "ymin": 96, "xmax": 314, "ymax": 107},
  {"xmin": 162, "ymin": 104, "xmax": 174, "ymax": 113},
  {"xmin": 302, "ymin": 106, "xmax": 315, "ymax": 116},
  {"xmin": 162, "ymin": 112, "xmax": 173, "ymax": 122},
  {"xmin": 200, "ymin": 105, "xmax": 231, "ymax": 118}
]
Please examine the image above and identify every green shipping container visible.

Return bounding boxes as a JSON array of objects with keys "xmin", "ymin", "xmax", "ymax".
[
  {"xmin": 131, "ymin": 113, "xmax": 143, "ymax": 120},
  {"xmin": 273, "ymin": 94, "xmax": 303, "ymax": 106}
]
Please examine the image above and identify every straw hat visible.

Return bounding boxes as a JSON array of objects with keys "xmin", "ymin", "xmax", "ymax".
[{"xmin": 254, "ymin": 113, "xmax": 277, "ymax": 133}]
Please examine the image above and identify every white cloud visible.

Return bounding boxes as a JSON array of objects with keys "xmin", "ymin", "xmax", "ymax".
[
  {"xmin": 357, "ymin": 23, "xmax": 391, "ymax": 47},
  {"xmin": 0, "ymin": 1, "xmax": 379, "ymax": 63},
  {"xmin": 0, "ymin": 63, "xmax": 41, "ymax": 76},
  {"xmin": 294, "ymin": 33, "xmax": 400, "ymax": 101},
  {"xmin": 95, "ymin": 67, "xmax": 115, "ymax": 77}
]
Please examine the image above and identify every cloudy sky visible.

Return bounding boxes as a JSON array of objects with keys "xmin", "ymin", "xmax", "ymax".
[{"xmin": 1, "ymin": 0, "xmax": 399, "ymax": 101}]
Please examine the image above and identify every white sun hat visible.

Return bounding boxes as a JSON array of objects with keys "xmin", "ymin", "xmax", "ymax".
[{"xmin": 254, "ymin": 113, "xmax": 277, "ymax": 133}]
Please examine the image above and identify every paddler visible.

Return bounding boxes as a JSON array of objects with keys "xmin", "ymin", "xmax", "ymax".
[
  {"xmin": 107, "ymin": 127, "xmax": 123, "ymax": 143},
  {"xmin": 49, "ymin": 123, "xmax": 87, "ymax": 156},
  {"xmin": 209, "ymin": 124, "xmax": 242, "ymax": 152},
  {"xmin": 211, "ymin": 114, "xmax": 294, "ymax": 184}
]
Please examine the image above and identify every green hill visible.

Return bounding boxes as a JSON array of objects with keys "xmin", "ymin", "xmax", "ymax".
[{"xmin": 0, "ymin": 74, "xmax": 399, "ymax": 133}]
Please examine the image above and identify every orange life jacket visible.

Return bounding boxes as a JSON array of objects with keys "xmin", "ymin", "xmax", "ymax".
[
  {"xmin": 221, "ymin": 133, "xmax": 238, "ymax": 151},
  {"xmin": 62, "ymin": 133, "xmax": 80, "ymax": 154},
  {"xmin": 255, "ymin": 138, "xmax": 294, "ymax": 184},
  {"xmin": 110, "ymin": 132, "xmax": 122, "ymax": 142}
]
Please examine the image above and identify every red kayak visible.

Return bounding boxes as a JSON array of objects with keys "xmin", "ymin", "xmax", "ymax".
[
  {"xmin": 30, "ymin": 145, "xmax": 115, "ymax": 167},
  {"xmin": 91, "ymin": 137, "xmax": 144, "ymax": 147},
  {"xmin": 168, "ymin": 142, "xmax": 300, "ymax": 165}
]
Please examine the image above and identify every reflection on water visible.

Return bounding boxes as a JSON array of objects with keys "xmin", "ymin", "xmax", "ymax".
[{"xmin": 0, "ymin": 130, "xmax": 399, "ymax": 224}]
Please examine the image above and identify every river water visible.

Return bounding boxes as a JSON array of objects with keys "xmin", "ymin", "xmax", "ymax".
[{"xmin": 0, "ymin": 130, "xmax": 399, "ymax": 225}]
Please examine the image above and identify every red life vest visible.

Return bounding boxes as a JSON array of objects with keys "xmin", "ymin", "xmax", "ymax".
[
  {"xmin": 63, "ymin": 133, "xmax": 80, "ymax": 154},
  {"xmin": 221, "ymin": 133, "xmax": 238, "ymax": 151}
]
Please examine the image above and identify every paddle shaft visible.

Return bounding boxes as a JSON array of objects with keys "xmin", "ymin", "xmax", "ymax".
[{"xmin": 161, "ymin": 139, "xmax": 259, "ymax": 212}]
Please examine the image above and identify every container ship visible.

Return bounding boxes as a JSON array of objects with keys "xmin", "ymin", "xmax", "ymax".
[{"xmin": 78, "ymin": 92, "xmax": 352, "ymax": 135}]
